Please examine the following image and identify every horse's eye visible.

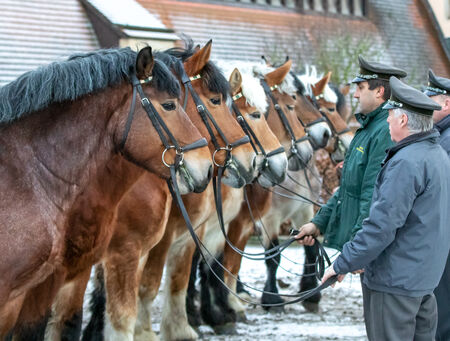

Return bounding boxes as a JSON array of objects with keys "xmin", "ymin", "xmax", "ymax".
[
  {"xmin": 328, "ymin": 108, "xmax": 336, "ymax": 112},
  {"xmin": 162, "ymin": 102, "xmax": 176, "ymax": 111},
  {"xmin": 292, "ymin": 95, "xmax": 297, "ymax": 100},
  {"xmin": 249, "ymin": 112, "xmax": 261, "ymax": 119},
  {"xmin": 210, "ymin": 97, "xmax": 221, "ymax": 105},
  {"xmin": 286, "ymin": 105, "xmax": 295, "ymax": 111}
]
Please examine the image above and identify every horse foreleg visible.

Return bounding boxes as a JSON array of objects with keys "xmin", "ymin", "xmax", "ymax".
[
  {"xmin": 222, "ymin": 217, "xmax": 253, "ymax": 322},
  {"xmin": 134, "ymin": 228, "xmax": 175, "ymax": 341},
  {"xmin": 186, "ymin": 248, "xmax": 202, "ymax": 328},
  {"xmin": 103, "ymin": 247, "xmax": 148, "ymax": 341},
  {"xmin": 261, "ymin": 236, "xmax": 284, "ymax": 312},
  {"xmin": 42, "ymin": 268, "xmax": 90, "ymax": 341},
  {"xmin": 0, "ymin": 294, "xmax": 26, "ymax": 339},
  {"xmin": 160, "ymin": 226, "xmax": 205, "ymax": 341}
]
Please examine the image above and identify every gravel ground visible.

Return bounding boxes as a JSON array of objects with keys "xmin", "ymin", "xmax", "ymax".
[{"xmin": 148, "ymin": 243, "xmax": 367, "ymax": 340}]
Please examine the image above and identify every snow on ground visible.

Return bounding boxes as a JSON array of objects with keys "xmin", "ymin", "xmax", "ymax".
[{"xmin": 148, "ymin": 241, "xmax": 368, "ymax": 340}]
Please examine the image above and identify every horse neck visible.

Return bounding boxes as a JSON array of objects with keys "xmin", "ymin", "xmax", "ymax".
[{"xmin": 2, "ymin": 83, "xmax": 142, "ymax": 211}]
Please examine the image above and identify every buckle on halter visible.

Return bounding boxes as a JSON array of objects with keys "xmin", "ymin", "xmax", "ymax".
[
  {"xmin": 141, "ymin": 97, "xmax": 150, "ymax": 106},
  {"xmin": 197, "ymin": 104, "xmax": 205, "ymax": 112},
  {"xmin": 162, "ymin": 146, "xmax": 184, "ymax": 168},
  {"xmin": 213, "ymin": 146, "xmax": 233, "ymax": 168}
]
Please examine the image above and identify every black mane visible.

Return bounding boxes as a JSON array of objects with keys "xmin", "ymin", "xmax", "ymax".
[
  {"xmin": 0, "ymin": 48, "xmax": 180, "ymax": 123},
  {"xmin": 155, "ymin": 38, "xmax": 230, "ymax": 99}
]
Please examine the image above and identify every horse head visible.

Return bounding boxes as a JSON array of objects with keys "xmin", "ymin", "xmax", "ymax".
[
  {"xmin": 117, "ymin": 46, "xmax": 212, "ymax": 194},
  {"xmin": 227, "ymin": 67, "xmax": 287, "ymax": 188}
]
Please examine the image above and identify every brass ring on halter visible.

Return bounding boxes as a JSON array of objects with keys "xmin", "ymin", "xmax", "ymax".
[
  {"xmin": 213, "ymin": 146, "xmax": 233, "ymax": 168},
  {"xmin": 162, "ymin": 146, "xmax": 184, "ymax": 168}
]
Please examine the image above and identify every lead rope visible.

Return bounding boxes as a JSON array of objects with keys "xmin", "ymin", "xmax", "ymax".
[{"xmin": 167, "ymin": 166, "xmax": 337, "ymax": 306}]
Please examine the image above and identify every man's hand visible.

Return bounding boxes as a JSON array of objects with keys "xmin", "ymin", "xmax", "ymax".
[
  {"xmin": 352, "ymin": 269, "xmax": 365, "ymax": 274},
  {"xmin": 295, "ymin": 222, "xmax": 319, "ymax": 246},
  {"xmin": 321, "ymin": 265, "xmax": 346, "ymax": 287}
]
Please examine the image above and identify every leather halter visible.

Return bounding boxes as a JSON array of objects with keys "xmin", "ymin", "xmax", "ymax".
[
  {"xmin": 260, "ymin": 80, "xmax": 310, "ymax": 165},
  {"xmin": 175, "ymin": 59, "xmax": 250, "ymax": 168},
  {"xmin": 118, "ymin": 74, "xmax": 207, "ymax": 168}
]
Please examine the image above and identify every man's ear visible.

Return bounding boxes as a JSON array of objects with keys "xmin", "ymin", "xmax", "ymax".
[
  {"xmin": 401, "ymin": 113, "xmax": 409, "ymax": 127},
  {"xmin": 444, "ymin": 97, "xmax": 450, "ymax": 111},
  {"xmin": 377, "ymin": 86, "xmax": 385, "ymax": 99}
]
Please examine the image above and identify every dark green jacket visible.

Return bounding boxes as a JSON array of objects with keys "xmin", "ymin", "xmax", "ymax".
[{"xmin": 311, "ymin": 102, "xmax": 394, "ymax": 250}]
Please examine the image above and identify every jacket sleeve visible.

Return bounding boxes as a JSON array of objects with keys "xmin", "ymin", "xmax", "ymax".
[
  {"xmin": 311, "ymin": 188, "xmax": 339, "ymax": 234},
  {"xmin": 350, "ymin": 128, "xmax": 393, "ymax": 238},
  {"xmin": 333, "ymin": 159, "xmax": 421, "ymax": 274}
]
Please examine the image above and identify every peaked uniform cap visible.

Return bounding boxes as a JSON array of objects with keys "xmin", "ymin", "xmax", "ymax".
[
  {"xmin": 383, "ymin": 76, "xmax": 441, "ymax": 116},
  {"xmin": 352, "ymin": 55, "xmax": 407, "ymax": 83},
  {"xmin": 424, "ymin": 69, "xmax": 450, "ymax": 97}
]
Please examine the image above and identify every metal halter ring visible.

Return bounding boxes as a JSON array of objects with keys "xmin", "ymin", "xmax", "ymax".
[
  {"xmin": 212, "ymin": 146, "xmax": 233, "ymax": 168},
  {"xmin": 162, "ymin": 146, "xmax": 184, "ymax": 168}
]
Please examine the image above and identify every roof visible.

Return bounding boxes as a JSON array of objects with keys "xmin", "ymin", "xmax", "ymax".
[
  {"xmin": 84, "ymin": 0, "xmax": 178, "ymax": 41},
  {"xmin": 0, "ymin": 0, "xmax": 99, "ymax": 87},
  {"xmin": 137, "ymin": 0, "xmax": 450, "ymax": 82}
]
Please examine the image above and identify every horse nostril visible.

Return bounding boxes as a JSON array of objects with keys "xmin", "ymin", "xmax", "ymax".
[{"xmin": 324, "ymin": 129, "xmax": 331, "ymax": 139}]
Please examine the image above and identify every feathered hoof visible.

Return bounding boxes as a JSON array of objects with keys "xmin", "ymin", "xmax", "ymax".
[
  {"xmin": 302, "ymin": 301, "xmax": 320, "ymax": 313},
  {"xmin": 135, "ymin": 329, "xmax": 160, "ymax": 341},
  {"xmin": 213, "ymin": 322, "xmax": 237, "ymax": 335},
  {"xmin": 236, "ymin": 311, "xmax": 248, "ymax": 323}
]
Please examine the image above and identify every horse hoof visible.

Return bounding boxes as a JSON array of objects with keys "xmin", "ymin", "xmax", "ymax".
[
  {"xmin": 134, "ymin": 329, "xmax": 160, "ymax": 341},
  {"xmin": 236, "ymin": 311, "xmax": 248, "ymax": 323},
  {"xmin": 187, "ymin": 314, "xmax": 202, "ymax": 327},
  {"xmin": 266, "ymin": 305, "xmax": 285, "ymax": 314},
  {"xmin": 213, "ymin": 322, "xmax": 237, "ymax": 335},
  {"xmin": 302, "ymin": 301, "xmax": 320, "ymax": 313}
]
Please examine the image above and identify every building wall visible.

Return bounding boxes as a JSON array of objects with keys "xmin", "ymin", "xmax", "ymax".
[
  {"xmin": 0, "ymin": 0, "xmax": 99, "ymax": 86},
  {"xmin": 429, "ymin": 0, "xmax": 450, "ymax": 37}
]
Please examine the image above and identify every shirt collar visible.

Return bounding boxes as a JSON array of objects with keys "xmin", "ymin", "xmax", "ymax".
[
  {"xmin": 382, "ymin": 129, "xmax": 440, "ymax": 166},
  {"xmin": 355, "ymin": 101, "xmax": 388, "ymax": 128},
  {"xmin": 434, "ymin": 114, "xmax": 450, "ymax": 134}
]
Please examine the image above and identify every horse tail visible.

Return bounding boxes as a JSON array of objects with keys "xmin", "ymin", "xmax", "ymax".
[{"xmin": 82, "ymin": 265, "xmax": 106, "ymax": 341}]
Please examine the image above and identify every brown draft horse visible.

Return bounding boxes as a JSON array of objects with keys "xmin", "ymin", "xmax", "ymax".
[
  {"xmin": 0, "ymin": 46, "xmax": 212, "ymax": 339},
  {"xmin": 50, "ymin": 40, "xmax": 257, "ymax": 341},
  {"xmin": 181, "ymin": 59, "xmax": 315, "ymax": 334},
  {"xmin": 192, "ymin": 63, "xmax": 325, "ymax": 328},
  {"xmin": 134, "ymin": 63, "xmax": 290, "ymax": 341}
]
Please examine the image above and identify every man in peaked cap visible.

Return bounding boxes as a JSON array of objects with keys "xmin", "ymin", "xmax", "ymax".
[
  {"xmin": 424, "ymin": 69, "xmax": 450, "ymax": 341},
  {"xmin": 297, "ymin": 56, "xmax": 407, "ymax": 309},
  {"xmin": 312, "ymin": 76, "xmax": 450, "ymax": 340}
]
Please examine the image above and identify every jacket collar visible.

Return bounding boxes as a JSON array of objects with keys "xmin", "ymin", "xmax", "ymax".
[
  {"xmin": 382, "ymin": 129, "xmax": 440, "ymax": 166},
  {"xmin": 355, "ymin": 101, "xmax": 388, "ymax": 128},
  {"xmin": 435, "ymin": 114, "xmax": 450, "ymax": 134}
]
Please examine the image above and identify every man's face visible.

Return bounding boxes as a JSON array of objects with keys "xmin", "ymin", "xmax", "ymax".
[
  {"xmin": 430, "ymin": 95, "xmax": 450, "ymax": 123},
  {"xmin": 387, "ymin": 109, "xmax": 405, "ymax": 143},
  {"xmin": 353, "ymin": 81, "xmax": 381, "ymax": 114}
]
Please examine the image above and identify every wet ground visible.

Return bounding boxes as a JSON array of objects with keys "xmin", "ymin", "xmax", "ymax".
[{"xmin": 149, "ymin": 243, "xmax": 367, "ymax": 340}]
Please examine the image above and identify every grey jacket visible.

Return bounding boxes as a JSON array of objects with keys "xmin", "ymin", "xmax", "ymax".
[
  {"xmin": 334, "ymin": 130, "xmax": 450, "ymax": 297},
  {"xmin": 436, "ymin": 114, "xmax": 450, "ymax": 156}
]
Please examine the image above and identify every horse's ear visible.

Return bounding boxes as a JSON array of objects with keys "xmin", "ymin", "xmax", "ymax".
[
  {"xmin": 261, "ymin": 55, "xmax": 270, "ymax": 66},
  {"xmin": 311, "ymin": 71, "xmax": 331, "ymax": 97},
  {"xmin": 136, "ymin": 46, "xmax": 154, "ymax": 80},
  {"xmin": 229, "ymin": 68, "xmax": 242, "ymax": 96},
  {"xmin": 184, "ymin": 40, "xmax": 212, "ymax": 75},
  {"xmin": 340, "ymin": 83, "xmax": 350, "ymax": 96},
  {"xmin": 264, "ymin": 59, "xmax": 292, "ymax": 87}
]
